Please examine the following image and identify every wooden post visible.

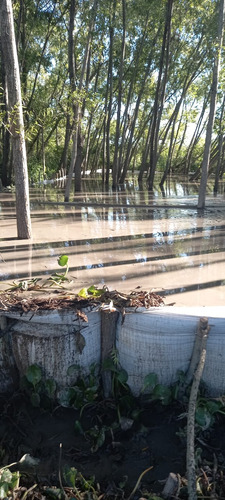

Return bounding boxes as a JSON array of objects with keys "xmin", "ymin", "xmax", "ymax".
[
  {"xmin": 186, "ymin": 317, "xmax": 210, "ymax": 500},
  {"xmin": 101, "ymin": 310, "xmax": 119, "ymax": 398}
]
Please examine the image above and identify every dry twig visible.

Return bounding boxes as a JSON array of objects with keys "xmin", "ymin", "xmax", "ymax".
[{"xmin": 186, "ymin": 317, "xmax": 210, "ymax": 500}]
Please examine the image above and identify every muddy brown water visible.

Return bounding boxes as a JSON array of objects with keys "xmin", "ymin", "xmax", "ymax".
[{"xmin": 1, "ymin": 178, "xmax": 225, "ymax": 306}]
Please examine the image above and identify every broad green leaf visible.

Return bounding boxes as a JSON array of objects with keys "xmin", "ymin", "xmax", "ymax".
[
  {"xmin": 152, "ymin": 384, "xmax": 172, "ymax": 405},
  {"xmin": 63, "ymin": 465, "xmax": 78, "ymax": 488},
  {"xmin": 142, "ymin": 373, "xmax": 158, "ymax": 392},
  {"xmin": 10, "ymin": 471, "xmax": 20, "ymax": 490},
  {"xmin": 0, "ymin": 469, "xmax": 12, "ymax": 483},
  {"xmin": 87, "ymin": 285, "xmax": 104, "ymax": 297},
  {"xmin": 25, "ymin": 364, "xmax": 42, "ymax": 387},
  {"xmin": 0, "ymin": 483, "xmax": 9, "ymax": 498},
  {"xmin": 58, "ymin": 255, "xmax": 68, "ymax": 267},
  {"xmin": 78, "ymin": 288, "xmax": 88, "ymax": 298},
  {"xmin": 67, "ymin": 364, "xmax": 80, "ymax": 377},
  {"xmin": 196, "ymin": 407, "xmax": 214, "ymax": 430}
]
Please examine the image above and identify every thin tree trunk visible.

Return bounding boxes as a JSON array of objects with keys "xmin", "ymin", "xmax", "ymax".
[
  {"xmin": 59, "ymin": 113, "xmax": 72, "ymax": 172},
  {"xmin": 65, "ymin": 0, "xmax": 98, "ymax": 199},
  {"xmin": 138, "ymin": 117, "xmax": 152, "ymax": 182},
  {"xmin": 119, "ymin": 32, "xmax": 158, "ymax": 184},
  {"xmin": 64, "ymin": 0, "xmax": 77, "ymax": 201},
  {"xmin": 185, "ymin": 96, "xmax": 208, "ymax": 175},
  {"xmin": 117, "ymin": 18, "xmax": 150, "ymax": 180},
  {"xmin": 148, "ymin": 0, "xmax": 173, "ymax": 190},
  {"xmin": 198, "ymin": 0, "xmax": 225, "ymax": 208},
  {"xmin": 112, "ymin": 0, "xmax": 125, "ymax": 188},
  {"xmin": 214, "ymin": 94, "xmax": 225, "ymax": 193},
  {"xmin": 105, "ymin": 0, "xmax": 117, "ymax": 185},
  {"xmin": 0, "ymin": 0, "xmax": 32, "ymax": 239},
  {"xmin": 1, "ymin": 50, "xmax": 11, "ymax": 186}
]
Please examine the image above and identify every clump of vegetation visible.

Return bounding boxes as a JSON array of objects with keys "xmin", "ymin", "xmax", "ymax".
[
  {"xmin": 21, "ymin": 364, "xmax": 57, "ymax": 409},
  {"xmin": 58, "ymin": 362, "xmax": 100, "ymax": 412}
]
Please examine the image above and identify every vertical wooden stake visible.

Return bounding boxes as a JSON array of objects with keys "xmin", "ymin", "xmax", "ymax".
[
  {"xmin": 186, "ymin": 317, "xmax": 210, "ymax": 500},
  {"xmin": 101, "ymin": 310, "xmax": 119, "ymax": 398}
]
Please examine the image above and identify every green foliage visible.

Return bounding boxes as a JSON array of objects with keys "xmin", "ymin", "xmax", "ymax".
[
  {"xmin": 59, "ymin": 363, "xmax": 100, "ymax": 411},
  {"xmin": 195, "ymin": 397, "xmax": 225, "ymax": 430},
  {"xmin": 78, "ymin": 285, "xmax": 105, "ymax": 298},
  {"xmin": 103, "ymin": 349, "xmax": 135, "ymax": 418},
  {"xmin": 62, "ymin": 465, "xmax": 96, "ymax": 496},
  {"xmin": 21, "ymin": 364, "xmax": 57, "ymax": 409},
  {"xmin": 1, "ymin": 0, "xmax": 224, "ymax": 186},
  {"xmin": 48, "ymin": 255, "xmax": 70, "ymax": 286},
  {"xmin": 141, "ymin": 372, "xmax": 172, "ymax": 406},
  {"xmin": 0, "ymin": 468, "xmax": 20, "ymax": 499}
]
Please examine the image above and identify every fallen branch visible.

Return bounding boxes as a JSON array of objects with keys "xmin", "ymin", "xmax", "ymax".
[{"xmin": 186, "ymin": 317, "xmax": 210, "ymax": 500}]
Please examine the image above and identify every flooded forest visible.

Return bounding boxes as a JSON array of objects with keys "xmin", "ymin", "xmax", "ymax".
[
  {"xmin": 1, "ymin": 2, "xmax": 225, "ymax": 499},
  {"xmin": 1, "ymin": 0, "xmax": 225, "ymax": 302}
]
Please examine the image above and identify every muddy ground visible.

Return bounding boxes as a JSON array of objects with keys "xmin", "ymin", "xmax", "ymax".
[{"xmin": 1, "ymin": 389, "xmax": 225, "ymax": 499}]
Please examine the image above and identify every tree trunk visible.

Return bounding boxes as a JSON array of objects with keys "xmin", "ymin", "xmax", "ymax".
[
  {"xmin": 198, "ymin": 0, "xmax": 225, "ymax": 208},
  {"xmin": 0, "ymin": 0, "xmax": 32, "ymax": 239},
  {"xmin": 148, "ymin": 0, "xmax": 173, "ymax": 191},
  {"xmin": 214, "ymin": 94, "xmax": 225, "ymax": 193},
  {"xmin": 65, "ymin": 0, "xmax": 98, "ymax": 200},
  {"xmin": 119, "ymin": 42, "xmax": 156, "ymax": 184},
  {"xmin": 112, "ymin": 0, "xmax": 126, "ymax": 188},
  {"xmin": 59, "ymin": 113, "xmax": 72, "ymax": 172},
  {"xmin": 64, "ymin": 0, "xmax": 77, "ymax": 202}
]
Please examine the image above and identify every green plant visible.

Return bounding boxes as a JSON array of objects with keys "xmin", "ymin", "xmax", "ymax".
[
  {"xmin": 62, "ymin": 465, "xmax": 97, "ymax": 498},
  {"xmin": 141, "ymin": 373, "xmax": 172, "ymax": 406},
  {"xmin": 78, "ymin": 284, "xmax": 105, "ymax": 298},
  {"xmin": 48, "ymin": 255, "xmax": 70, "ymax": 286},
  {"xmin": 102, "ymin": 349, "xmax": 135, "ymax": 420},
  {"xmin": 59, "ymin": 363, "xmax": 100, "ymax": 412},
  {"xmin": 0, "ymin": 468, "xmax": 19, "ymax": 499},
  {"xmin": 21, "ymin": 364, "xmax": 57, "ymax": 409},
  {"xmin": 195, "ymin": 397, "xmax": 225, "ymax": 430},
  {"xmin": 6, "ymin": 255, "xmax": 70, "ymax": 291}
]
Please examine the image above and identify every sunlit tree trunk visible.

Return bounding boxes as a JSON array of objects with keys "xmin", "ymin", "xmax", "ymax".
[
  {"xmin": 0, "ymin": 0, "xmax": 32, "ymax": 239},
  {"xmin": 119, "ymin": 45, "xmax": 154, "ymax": 184},
  {"xmin": 214, "ymin": 94, "xmax": 225, "ymax": 193},
  {"xmin": 112, "ymin": 0, "xmax": 126, "ymax": 188},
  {"xmin": 0, "ymin": 51, "xmax": 11, "ymax": 186},
  {"xmin": 185, "ymin": 93, "xmax": 209, "ymax": 175},
  {"xmin": 198, "ymin": 0, "xmax": 225, "ymax": 208},
  {"xmin": 65, "ymin": 0, "xmax": 98, "ymax": 200},
  {"xmin": 105, "ymin": 0, "xmax": 116, "ymax": 184},
  {"xmin": 64, "ymin": 0, "xmax": 77, "ymax": 202},
  {"xmin": 148, "ymin": 0, "xmax": 173, "ymax": 191}
]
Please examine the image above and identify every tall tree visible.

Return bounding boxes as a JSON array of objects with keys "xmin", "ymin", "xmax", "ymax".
[
  {"xmin": 198, "ymin": 0, "xmax": 225, "ymax": 208},
  {"xmin": 148, "ymin": 0, "xmax": 173, "ymax": 191},
  {"xmin": 0, "ymin": 0, "xmax": 32, "ymax": 239}
]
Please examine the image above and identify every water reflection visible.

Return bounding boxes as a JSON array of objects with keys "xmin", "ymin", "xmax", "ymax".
[{"xmin": 0, "ymin": 177, "xmax": 225, "ymax": 306}]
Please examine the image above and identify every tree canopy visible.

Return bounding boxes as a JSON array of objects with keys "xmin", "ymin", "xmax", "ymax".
[{"xmin": 0, "ymin": 0, "xmax": 225, "ymax": 196}]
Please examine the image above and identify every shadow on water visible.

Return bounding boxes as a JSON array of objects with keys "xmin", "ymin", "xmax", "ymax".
[{"xmin": 1, "ymin": 176, "xmax": 225, "ymax": 305}]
